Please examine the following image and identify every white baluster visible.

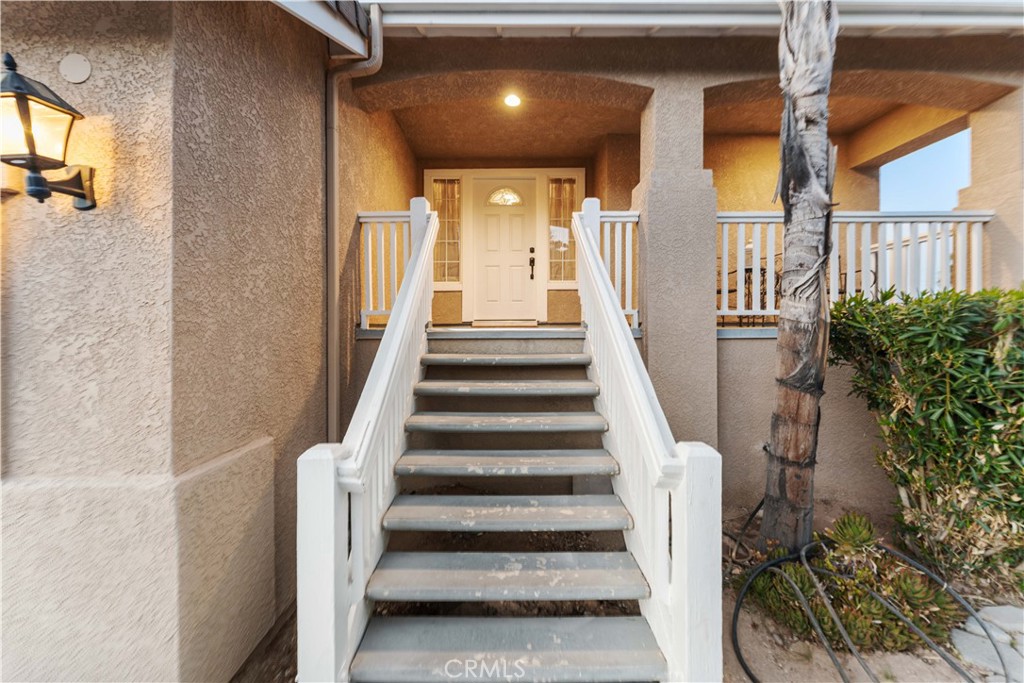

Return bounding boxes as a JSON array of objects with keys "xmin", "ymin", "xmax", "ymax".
[
  {"xmin": 861, "ymin": 223, "xmax": 873, "ymax": 298},
  {"xmin": 766, "ymin": 223, "xmax": 777, "ymax": 312},
  {"xmin": 956, "ymin": 222, "xmax": 968, "ymax": 291},
  {"xmin": 752, "ymin": 224, "xmax": 763, "ymax": 313},
  {"xmin": 907, "ymin": 223, "xmax": 921, "ymax": 297},
  {"xmin": 892, "ymin": 222, "xmax": 904, "ymax": 296},
  {"xmin": 737, "ymin": 223, "xmax": 746, "ymax": 313},
  {"xmin": 845, "ymin": 222, "xmax": 856, "ymax": 298},
  {"xmin": 720, "ymin": 223, "xmax": 730, "ymax": 314},
  {"xmin": 970, "ymin": 222, "xmax": 983, "ymax": 292}
]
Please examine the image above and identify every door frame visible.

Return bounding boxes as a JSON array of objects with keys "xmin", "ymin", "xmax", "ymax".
[{"xmin": 423, "ymin": 167, "xmax": 586, "ymax": 324}]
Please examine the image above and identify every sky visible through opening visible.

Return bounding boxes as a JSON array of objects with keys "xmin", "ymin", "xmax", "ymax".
[{"xmin": 879, "ymin": 129, "xmax": 971, "ymax": 211}]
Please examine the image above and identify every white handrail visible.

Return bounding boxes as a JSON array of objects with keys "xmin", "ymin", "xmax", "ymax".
[
  {"xmin": 575, "ymin": 198, "xmax": 722, "ymax": 682},
  {"xmin": 297, "ymin": 198, "xmax": 437, "ymax": 683},
  {"xmin": 576, "ymin": 203, "xmax": 678, "ymax": 486}
]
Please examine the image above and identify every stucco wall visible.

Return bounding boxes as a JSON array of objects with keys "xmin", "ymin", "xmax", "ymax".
[
  {"xmin": 2, "ymin": 2, "xmax": 327, "ymax": 681},
  {"xmin": 593, "ymin": 134, "xmax": 641, "ymax": 210},
  {"xmin": 335, "ymin": 80, "xmax": 419, "ymax": 429},
  {"xmin": 959, "ymin": 89, "xmax": 1024, "ymax": 289},
  {"xmin": 1, "ymin": 1, "xmax": 175, "ymax": 480},
  {"xmin": 705, "ymin": 134, "xmax": 879, "ymax": 212},
  {"xmin": 170, "ymin": 0, "xmax": 327, "ymax": 662},
  {"xmin": 717, "ymin": 339, "xmax": 894, "ymax": 517},
  {"xmin": 2, "ymin": 3, "xmax": 179, "ymax": 680}
]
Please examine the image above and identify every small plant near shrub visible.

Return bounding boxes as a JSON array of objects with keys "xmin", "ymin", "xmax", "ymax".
[
  {"xmin": 750, "ymin": 513, "xmax": 962, "ymax": 651},
  {"xmin": 830, "ymin": 289, "xmax": 1023, "ymax": 585}
]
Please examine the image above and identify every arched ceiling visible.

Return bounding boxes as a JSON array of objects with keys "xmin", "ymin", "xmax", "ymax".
[
  {"xmin": 705, "ymin": 71, "xmax": 1014, "ymax": 135},
  {"xmin": 355, "ymin": 70, "xmax": 648, "ymax": 160}
]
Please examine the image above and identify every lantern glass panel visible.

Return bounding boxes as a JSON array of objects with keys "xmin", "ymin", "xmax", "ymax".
[
  {"xmin": 28, "ymin": 99, "xmax": 73, "ymax": 164},
  {"xmin": 1, "ymin": 96, "xmax": 28, "ymax": 156}
]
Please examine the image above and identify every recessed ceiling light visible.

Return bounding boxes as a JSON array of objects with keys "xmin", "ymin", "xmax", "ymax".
[{"xmin": 504, "ymin": 94, "xmax": 521, "ymax": 107}]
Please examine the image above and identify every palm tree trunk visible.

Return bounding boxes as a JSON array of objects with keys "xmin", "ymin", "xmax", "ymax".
[{"xmin": 759, "ymin": 0, "xmax": 839, "ymax": 552}]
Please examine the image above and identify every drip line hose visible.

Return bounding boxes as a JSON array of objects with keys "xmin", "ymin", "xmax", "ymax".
[{"xmin": 729, "ymin": 502, "xmax": 1010, "ymax": 683}]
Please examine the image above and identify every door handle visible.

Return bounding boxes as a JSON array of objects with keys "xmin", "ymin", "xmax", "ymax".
[{"xmin": 529, "ymin": 257, "xmax": 535, "ymax": 280}]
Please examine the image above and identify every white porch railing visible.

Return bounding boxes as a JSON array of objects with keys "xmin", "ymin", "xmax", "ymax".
[
  {"xmin": 359, "ymin": 211, "xmax": 413, "ymax": 329},
  {"xmin": 576, "ymin": 198, "xmax": 723, "ymax": 682},
  {"xmin": 583, "ymin": 203, "xmax": 641, "ymax": 329},
  {"xmin": 717, "ymin": 211, "xmax": 994, "ymax": 322},
  {"xmin": 297, "ymin": 198, "xmax": 437, "ymax": 682}
]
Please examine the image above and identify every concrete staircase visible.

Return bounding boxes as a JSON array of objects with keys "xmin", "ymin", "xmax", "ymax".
[{"xmin": 349, "ymin": 327, "xmax": 668, "ymax": 683}]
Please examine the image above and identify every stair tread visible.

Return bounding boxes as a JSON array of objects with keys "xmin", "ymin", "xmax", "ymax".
[
  {"xmin": 396, "ymin": 449, "xmax": 618, "ymax": 476},
  {"xmin": 351, "ymin": 616, "xmax": 667, "ymax": 683},
  {"xmin": 414, "ymin": 379, "xmax": 599, "ymax": 396},
  {"xmin": 367, "ymin": 552, "xmax": 649, "ymax": 601},
  {"xmin": 406, "ymin": 411, "xmax": 608, "ymax": 432},
  {"xmin": 427, "ymin": 327, "xmax": 586, "ymax": 339},
  {"xmin": 421, "ymin": 353, "xmax": 591, "ymax": 366},
  {"xmin": 382, "ymin": 495, "xmax": 632, "ymax": 532}
]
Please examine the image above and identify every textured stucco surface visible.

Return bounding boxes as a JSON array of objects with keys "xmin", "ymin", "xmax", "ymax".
[
  {"xmin": 594, "ymin": 134, "xmax": 641, "ymax": 211},
  {"xmin": 846, "ymin": 104, "xmax": 968, "ymax": 169},
  {"xmin": 170, "ymin": 1, "xmax": 327, "ymax": 619},
  {"xmin": 1, "ymin": 1, "xmax": 175, "ymax": 478},
  {"xmin": 335, "ymin": 80, "xmax": 419, "ymax": 430},
  {"xmin": 3, "ymin": 2, "xmax": 328, "ymax": 681},
  {"xmin": 705, "ymin": 134, "xmax": 879, "ymax": 212},
  {"xmin": 547, "ymin": 290, "xmax": 582, "ymax": 323},
  {"xmin": 2, "ymin": 477, "xmax": 180, "ymax": 681},
  {"xmin": 177, "ymin": 438, "xmax": 276, "ymax": 682},
  {"xmin": 717, "ymin": 339, "xmax": 893, "ymax": 516},
  {"xmin": 432, "ymin": 291, "xmax": 463, "ymax": 324},
  {"xmin": 959, "ymin": 89, "xmax": 1024, "ymax": 289}
]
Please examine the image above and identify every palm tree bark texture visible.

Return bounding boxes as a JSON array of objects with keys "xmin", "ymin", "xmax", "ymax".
[{"xmin": 759, "ymin": 0, "xmax": 839, "ymax": 552}]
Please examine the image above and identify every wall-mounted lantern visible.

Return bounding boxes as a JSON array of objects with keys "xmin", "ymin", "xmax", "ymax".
[{"xmin": 1, "ymin": 52, "xmax": 95, "ymax": 210}]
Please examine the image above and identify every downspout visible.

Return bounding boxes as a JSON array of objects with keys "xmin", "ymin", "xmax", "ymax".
[{"xmin": 327, "ymin": 3, "xmax": 383, "ymax": 442}]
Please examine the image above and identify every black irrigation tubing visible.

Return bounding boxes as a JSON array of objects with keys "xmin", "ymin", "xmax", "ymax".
[
  {"xmin": 765, "ymin": 566, "xmax": 851, "ymax": 683},
  {"xmin": 799, "ymin": 542, "xmax": 879, "ymax": 682},
  {"xmin": 730, "ymin": 536, "xmax": 1010, "ymax": 683},
  {"xmin": 809, "ymin": 565, "xmax": 974, "ymax": 682}
]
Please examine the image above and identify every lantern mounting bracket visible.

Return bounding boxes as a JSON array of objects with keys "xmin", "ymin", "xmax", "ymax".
[{"xmin": 27, "ymin": 165, "xmax": 96, "ymax": 210}]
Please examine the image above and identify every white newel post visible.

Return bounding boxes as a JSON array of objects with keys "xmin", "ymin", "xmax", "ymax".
[
  {"xmin": 297, "ymin": 443, "xmax": 351, "ymax": 683},
  {"xmin": 671, "ymin": 442, "xmax": 722, "ymax": 683},
  {"xmin": 409, "ymin": 196, "xmax": 430, "ymax": 255},
  {"xmin": 582, "ymin": 197, "xmax": 601, "ymax": 243}
]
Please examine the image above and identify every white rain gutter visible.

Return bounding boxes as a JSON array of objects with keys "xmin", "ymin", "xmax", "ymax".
[
  {"xmin": 374, "ymin": 0, "xmax": 1023, "ymax": 33},
  {"xmin": 325, "ymin": 4, "xmax": 383, "ymax": 440}
]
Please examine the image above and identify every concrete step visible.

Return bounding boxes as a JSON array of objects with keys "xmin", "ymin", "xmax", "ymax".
[
  {"xmin": 406, "ymin": 412, "xmax": 608, "ymax": 433},
  {"xmin": 367, "ymin": 551, "xmax": 649, "ymax": 602},
  {"xmin": 414, "ymin": 379, "xmax": 599, "ymax": 397},
  {"xmin": 350, "ymin": 616, "xmax": 667, "ymax": 682},
  {"xmin": 395, "ymin": 449, "xmax": 618, "ymax": 476},
  {"xmin": 382, "ymin": 495, "xmax": 632, "ymax": 532},
  {"xmin": 428, "ymin": 339, "xmax": 585, "ymax": 355},
  {"xmin": 427, "ymin": 327, "xmax": 586, "ymax": 339},
  {"xmin": 421, "ymin": 353, "xmax": 591, "ymax": 366}
]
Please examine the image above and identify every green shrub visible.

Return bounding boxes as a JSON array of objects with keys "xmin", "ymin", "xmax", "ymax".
[
  {"xmin": 830, "ymin": 289, "xmax": 1023, "ymax": 581},
  {"xmin": 750, "ymin": 513, "xmax": 962, "ymax": 651}
]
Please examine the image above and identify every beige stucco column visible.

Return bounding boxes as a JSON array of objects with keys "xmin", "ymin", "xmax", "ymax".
[
  {"xmin": 1, "ymin": 3, "xmax": 325, "ymax": 681},
  {"xmin": 632, "ymin": 82, "xmax": 719, "ymax": 447},
  {"xmin": 959, "ymin": 89, "xmax": 1024, "ymax": 289}
]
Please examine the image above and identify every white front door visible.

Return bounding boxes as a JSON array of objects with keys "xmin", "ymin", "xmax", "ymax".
[{"xmin": 472, "ymin": 178, "xmax": 537, "ymax": 321}]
